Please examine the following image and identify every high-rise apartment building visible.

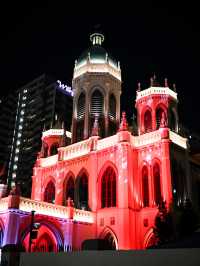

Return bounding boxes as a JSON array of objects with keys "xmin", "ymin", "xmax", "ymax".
[{"xmin": 0, "ymin": 74, "xmax": 73, "ymax": 196}]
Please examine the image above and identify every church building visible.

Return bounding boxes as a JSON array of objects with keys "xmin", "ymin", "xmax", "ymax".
[{"xmin": 0, "ymin": 32, "xmax": 190, "ymax": 251}]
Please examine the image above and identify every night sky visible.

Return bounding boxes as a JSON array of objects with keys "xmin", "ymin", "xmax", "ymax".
[{"xmin": 0, "ymin": 2, "xmax": 200, "ymax": 133}]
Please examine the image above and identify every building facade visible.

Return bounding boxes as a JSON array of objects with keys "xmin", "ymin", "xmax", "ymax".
[
  {"xmin": 0, "ymin": 32, "xmax": 191, "ymax": 251},
  {"xmin": 0, "ymin": 75, "xmax": 73, "ymax": 197}
]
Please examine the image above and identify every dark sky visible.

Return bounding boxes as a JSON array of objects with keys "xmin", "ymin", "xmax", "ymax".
[{"xmin": 0, "ymin": 2, "xmax": 200, "ymax": 133}]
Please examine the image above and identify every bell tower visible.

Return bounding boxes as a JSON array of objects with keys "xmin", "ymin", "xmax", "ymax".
[
  {"xmin": 135, "ymin": 75, "xmax": 179, "ymax": 135},
  {"xmin": 71, "ymin": 31, "xmax": 122, "ymax": 143}
]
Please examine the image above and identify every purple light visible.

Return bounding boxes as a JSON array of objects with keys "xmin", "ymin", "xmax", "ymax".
[{"xmin": 56, "ymin": 80, "xmax": 74, "ymax": 96}]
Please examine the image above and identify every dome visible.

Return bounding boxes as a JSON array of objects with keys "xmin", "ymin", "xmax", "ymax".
[{"xmin": 75, "ymin": 33, "xmax": 118, "ymax": 69}]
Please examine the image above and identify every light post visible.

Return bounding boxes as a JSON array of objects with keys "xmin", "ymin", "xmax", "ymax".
[{"xmin": 28, "ymin": 210, "xmax": 35, "ymax": 252}]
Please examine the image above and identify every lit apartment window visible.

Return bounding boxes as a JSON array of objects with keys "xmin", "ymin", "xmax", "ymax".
[
  {"xmin": 13, "ymin": 164, "xmax": 17, "ymax": 170},
  {"xmin": 12, "ymin": 173, "xmax": 16, "ymax": 178}
]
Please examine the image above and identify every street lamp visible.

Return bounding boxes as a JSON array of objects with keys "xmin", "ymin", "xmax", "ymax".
[{"xmin": 28, "ymin": 210, "xmax": 35, "ymax": 252}]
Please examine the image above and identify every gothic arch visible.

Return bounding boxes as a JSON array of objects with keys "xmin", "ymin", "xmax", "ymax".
[
  {"xmin": 50, "ymin": 142, "xmax": 59, "ymax": 156},
  {"xmin": 141, "ymin": 107, "xmax": 153, "ymax": 133},
  {"xmin": 63, "ymin": 171, "xmax": 75, "ymax": 205},
  {"xmin": 75, "ymin": 168, "xmax": 89, "ymax": 210},
  {"xmin": 98, "ymin": 161, "xmax": 118, "ymax": 209},
  {"xmin": 143, "ymin": 228, "xmax": 156, "ymax": 248},
  {"xmin": 152, "ymin": 161, "xmax": 162, "ymax": 206},
  {"xmin": 89, "ymin": 88, "xmax": 105, "ymax": 137},
  {"xmin": 43, "ymin": 178, "xmax": 56, "ymax": 204},
  {"xmin": 99, "ymin": 227, "xmax": 118, "ymax": 250},
  {"xmin": 89, "ymin": 85, "xmax": 106, "ymax": 99},
  {"xmin": 109, "ymin": 93, "xmax": 117, "ymax": 120},
  {"xmin": 141, "ymin": 165, "xmax": 149, "ymax": 207},
  {"xmin": 20, "ymin": 219, "xmax": 64, "ymax": 252},
  {"xmin": 76, "ymin": 91, "xmax": 86, "ymax": 141},
  {"xmin": 155, "ymin": 103, "xmax": 167, "ymax": 129}
]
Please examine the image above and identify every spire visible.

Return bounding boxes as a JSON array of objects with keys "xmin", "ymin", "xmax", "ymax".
[
  {"xmin": 91, "ymin": 114, "xmax": 99, "ymax": 136},
  {"xmin": 59, "ymin": 121, "xmax": 66, "ymax": 147},
  {"xmin": 137, "ymin": 82, "xmax": 141, "ymax": 92},
  {"xmin": 150, "ymin": 74, "xmax": 160, "ymax": 87},
  {"xmin": 173, "ymin": 83, "xmax": 176, "ymax": 92},
  {"xmin": 119, "ymin": 112, "xmax": 128, "ymax": 131},
  {"xmin": 164, "ymin": 78, "xmax": 168, "ymax": 87}
]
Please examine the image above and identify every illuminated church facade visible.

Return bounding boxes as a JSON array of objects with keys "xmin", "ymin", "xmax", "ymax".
[{"xmin": 0, "ymin": 32, "xmax": 190, "ymax": 251}]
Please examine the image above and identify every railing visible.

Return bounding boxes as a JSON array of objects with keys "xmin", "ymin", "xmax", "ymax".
[
  {"xmin": 42, "ymin": 129, "xmax": 64, "ymax": 138},
  {"xmin": 19, "ymin": 197, "xmax": 69, "ymax": 219},
  {"xmin": 39, "ymin": 154, "xmax": 58, "ymax": 167},
  {"xmin": 169, "ymin": 131, "xmax": 187, "ymax": 149},
  {"xmin": 0, "ymin": 196, "xmax": 94, "ymax": 223},
  {"xmin": 73, "ymin": 61, "xmax": 121, "ymax": 81},
  {"xmin": 132, "ymin": 130, "xmax": 161, "ymax": 147},
  {"xmin": 61, "ymin": 138, "xmax": 92, "ymax": 160},
  {"xmin": 74, "ymin": 208, "xmax": 95, "ymax": 223},
  {"xmin": 136, "ymin": 87, "xmax": 177, "ymax": 100},
  {"xmin": 97, "ymin": 135, "xmax": 118, "ymax": 150}
]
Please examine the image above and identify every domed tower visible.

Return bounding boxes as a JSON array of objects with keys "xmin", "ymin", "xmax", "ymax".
[
  {"xmin": 135, "ymin": 76, "xmax": 179, "ymax": 135},
  {"xmin": 72, "ymin": 31, "xmax": 122, "ymax": 143}
]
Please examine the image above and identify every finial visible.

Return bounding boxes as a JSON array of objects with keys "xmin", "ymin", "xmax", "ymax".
[
  {"xmin": 119, "ymin": 112, "xmax": 128, "ymax": 131},
  {"xmin": 164, "ymin": 78, "xmax": 168, "ymax": 87},
  {"xmin": 74, "ymin": 60, "xmax": 77, "ymax": 68},
  {"xmin": 43, "ymin": 123, "xmax": 46, "ymax": 132},
  {"xmin": 173, "ymin": 83, "xmax": 176, "ymax": 92},
  {"xmin": 118, "ymin": 61, "xmax": 120, "ymax": 70},
  {"xmin": 91, "ymin": 114, "xmax": 99, "ymax": 136},
  {"xmin": 137, "ymin": 82, "xmax": 141, "ymax": 91},
  {"xmin": 87, "ymin": 52, "xmax": 90, "ymax": 61},
  {"xmin": 150, "ymin": 77, "xmax": 154, "ymax": 87}
]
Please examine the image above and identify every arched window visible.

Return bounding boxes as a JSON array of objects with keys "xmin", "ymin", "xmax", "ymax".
[
  {"xmin": 76, "ymin": 173, "xmax": 88, "ymax": 210},
  {"xmin": 144, "ymin": 110, "xmax": 152, "ymax": 133},
  {"xmin": 44, "ymin": 181, "xmax": 55, "ymax": 204},
  {"xmin": 43, "ymin": 143, "xmax": 48, "ymax": 158},
  {"xmin": 104, "ymin": 232, "xmax": 116, "ymax": 250},
  {"xmin": 90, "ymin": 89, "xmax": 105, "ymax": 137},
  {"xmin": 90, "ymin": 89, "xmax": 104, "ymax": 116},
  {"xmin": 65, "ymin": 177, "xmax": 74, "ymax": 204},
  {"xmin": 156, "ymin": 107, "xmax": 165, "ymax": 129},
  {"xmin": 142, "ymin": 166, "xmax": 149, "ymax": 207},
  {"xmin": 77, "ymin": 92, "xmax": 86, "ymax": 119},
  {"xmin": 101, "ymin": 167, "xmax": 116, "ymax": 208},
  {"xmin": 109, "ymin": 94, "xmax": 116, "ymax": 120},
  {"xmin": 77, "ymin": 92, "xmax": 85, "ymax": 141},
  {"xmin": 50, "ymin": 143, "xmax": 58, "ymax": 156},
  {"xmin": 153, "ymin": 164, "xmax": 162, "ymax": 205}
]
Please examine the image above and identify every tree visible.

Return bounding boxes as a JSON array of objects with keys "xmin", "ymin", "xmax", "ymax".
[{"xmin": 153, "ymin": 201, "xmax": 175, "ymax": 246}]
